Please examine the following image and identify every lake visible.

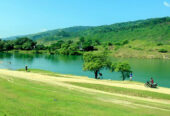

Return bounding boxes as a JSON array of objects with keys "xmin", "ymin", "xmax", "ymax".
[{"xmin": 0, "ymin": 52, "xmax": 170, "ymax": 88}]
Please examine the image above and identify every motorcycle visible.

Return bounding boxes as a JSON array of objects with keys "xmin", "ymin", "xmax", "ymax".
[{"xmin": 145, "ymin": 81, "xmax": 158, "ymax": 88}]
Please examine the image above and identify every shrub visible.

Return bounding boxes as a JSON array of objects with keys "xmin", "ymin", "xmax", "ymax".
[
  {"xmin": 83, "ymin": 45, "xmax": 95, "ymax": 51},
  {"xmin": 115, "ymin": 42, "xmax": 121, "ymax": 46},
  {"xmin": 128, "ymin": 45, "xmax": 132, "ymax": 48},
  {"xmin": 157, "ymin": 43, "xmax": 163, "ymax": 46},
  {"xmin": 158, "ymin": 49, "xmax": 168, "ymax": 53},
  {"xmin": 107, "ymin": 42, "xmax": 113, "ymax": 46},
  {"xmin": 69, "ymin": 51, "xmax": 82, "ymax": 55},
  {"xmin": 114, "ymin": 46, "xmax": 120, "ymax": 51},
  {"xmin": 122, "ymin": 40, "xmax": 129, "ymax": 45}
]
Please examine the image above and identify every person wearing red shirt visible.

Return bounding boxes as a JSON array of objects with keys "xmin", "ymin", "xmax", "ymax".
[{"xmin": 150, "ymin": 77, "xmax": 154, "ymax": 84}]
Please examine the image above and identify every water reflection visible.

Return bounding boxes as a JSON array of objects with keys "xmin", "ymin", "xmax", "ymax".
[
  {"xmin": 0, "ymin": 52, "xmax": 170, "ymax": 88},
  {"xmin": 44, "ymin": 55, "xmax": 82, "ymax": 63},
  {"xmin": 13, "ymin": 53, "xmax": 34, "ymax": 64},
  {"xmin": 0, "ymin": 52, "xmax": 13, "ymax": 59}
]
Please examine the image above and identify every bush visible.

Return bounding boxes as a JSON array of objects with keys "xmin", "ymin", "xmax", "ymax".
[
  {"xmin": 36, "ymin": 45, "xmax": 46, "ymax": 50},
  {"xmin": 83, "ymin": 45, "xmax": 95, "ymax": 51},
  {"xmin": 114, "ymin": 46, "xmax": 120, "ymax": 51},
  {"xmin": 69, "ymin": 51, "xmax": 82, "ymax": 55},
  {"xmin": 128, "ymin": 45, "xmax": 132, "ymax": 48},
  {"xmin": 115, "ymin": 42, "xmax": 121, "ymax": 46},
  {"xmin": 158, "ymin": 49, "xmax": 168, "ymax": 53},
  {"xmin": 157, "ymin": 43, "xmax": 163, "ymax": 46},
  {"xmin": 59, "ymin": 48, "xmax": 70, "ymax": 55},
  {"xmin": 107, "ymin": 42, "xmax": 113, "ymax": 46},
  {"xmin": 122, "ymin": 40, "xmax": 129, "ymax": 45}
]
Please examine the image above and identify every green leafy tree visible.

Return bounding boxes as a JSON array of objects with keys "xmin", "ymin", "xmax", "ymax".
[
  {"xmin": 57, "ymin": 31, "xmax": 70, "ymax": 37},
  {"xmin": 3, "ymin": 42, "xmax": 13, "ymax": 51},
  {"xmin": 0, "ymin": 41, "xmax": 4, "ymax": 51},
  {"xmin": 14, "ymin": 45, "xmax": 22, "ymax": 50},
  {"xmin": 83, "ymin": 52, "xmax": 109, "ymax": 79},
  {"xmin": 69, "ymin": 44, "xmax": 79, "ymax": 51},
  {"xmin": 79, "ymin": 37, "xmax": 85, "ymax": 43},
  {"xmin": 67, "ymin": 40, "xmax": 73, "ymax": 44},
  {"xmin": 22, "ymin": 42, "xmax": 33, "ymax": 50},
  {"xmin": 121, "ymin": 40, "xmax": 129, "ymax": 45},
  {"xmin": 50, "ymin": 40, "xmax": 64, "ymax": 49},
  {"xmin": 14, "ymin": 37, "xmax": 36, "ymax": 50},
  {"xmin": 36, "ymin": 45, "xmax": 46, "ymax": 50},
  {"xmin": 94, "ymin": 39, "xmax": 101, "ymax": 45},
  {"xmin": 110, "ymin": 62, "xmax": 131, "ymax": 81},
  {"xmin": 61, "ymin": 43, "xmax": 70, "ymax": 49}
]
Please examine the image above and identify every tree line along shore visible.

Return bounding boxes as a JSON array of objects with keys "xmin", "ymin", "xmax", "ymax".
[{"xmin": 0, "ymin": 37, "xmax": 169, "ymax": 59}]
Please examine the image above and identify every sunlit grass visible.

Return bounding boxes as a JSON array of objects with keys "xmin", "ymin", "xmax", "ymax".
[
  {"xmin": 0, "ymin": 73, "xmax": 170, "ymax": 116},
  {"xmin": 68, "ymin": 82, "xmax": 170, "ymax": 100},
  {"xmin": 17, "ymin": 69, "xmax": 73, "ymax": 78}
]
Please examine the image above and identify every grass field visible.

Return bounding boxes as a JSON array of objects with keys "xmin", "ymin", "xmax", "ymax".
[
  {"xmin": 0, "ymin": 69, "xmax": 170, "ymax": 116},
  {"xmin": 99, "ymin": 40, "xmax": 170, "ymax": 59},
  {"xmin": 67, "ymin": 82, "xmax": 170, "ymax": 100}
]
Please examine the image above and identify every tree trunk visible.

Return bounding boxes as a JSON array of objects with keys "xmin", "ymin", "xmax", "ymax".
[
  {"xmin": 94, "ymin": 70, "xmax": 99, "ymax": 79},
  {"xmin": 121, "ymin": 71, "xmax": 125, "ymax": 81}
]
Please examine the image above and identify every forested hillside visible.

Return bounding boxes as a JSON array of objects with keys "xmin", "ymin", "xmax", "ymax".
[
  {"xmin": 2, "ymin": 17, "xmax": 170, "ymax": 59},
  {"xmin": 5, "ymin": 17, "xmax": 170, "ymax": 44}
]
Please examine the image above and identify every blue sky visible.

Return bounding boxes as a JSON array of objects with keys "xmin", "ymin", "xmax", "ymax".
[{"xmin": 0, "ymin": 0, "xmax": 170, "ymax": 38}]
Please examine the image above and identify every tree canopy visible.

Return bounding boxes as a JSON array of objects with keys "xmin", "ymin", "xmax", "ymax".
[
  {"xmin": 14, "ymin": 37, "xmax": 36, "ymax": 50},
  {"xmin": 110, "ymin": 62, "xmax": 132, "ymax": 80},
  {"xmin": 83, "ymin": 52, "xmax": 132, "ymax": 80},
  {"xmin": 83, "ymin": 52, "xmax": 109, "ymax": 79}
]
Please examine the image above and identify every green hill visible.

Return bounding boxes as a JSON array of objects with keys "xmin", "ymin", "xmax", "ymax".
[
  {"xmin": 35, "ymin": 17, "xmax": 170, "ymax": 43},
  {"xmin": 6, "ymin": 17, "xmax": 170, "ymax": 44},
  {"xmin": 4, "ymin": 17, "xmax": 170, "ymax": 59},
  {"xmin": 85, "ymin": 17, "xmax": 170, "ymax": 43}
]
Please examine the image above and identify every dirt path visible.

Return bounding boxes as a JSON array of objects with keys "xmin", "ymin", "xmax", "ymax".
[
  {"xmin": 0, "ymin": 69, "xmax": 170, "ymax": 106},
  {"xmin": 1, "ymin": 69, "xmax": 169, "ymax": 94}
]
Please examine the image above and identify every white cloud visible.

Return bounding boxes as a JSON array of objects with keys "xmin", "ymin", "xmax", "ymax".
[
  {"xmin": 41, "ymin": 28, "xmax": 47, "ymax": 32},
  {"xmin": 163, "ymin": 1, "xmax": 170, "ymax": 7}
]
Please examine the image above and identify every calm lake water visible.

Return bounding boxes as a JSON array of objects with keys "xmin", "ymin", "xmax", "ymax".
[{"xmin": 0, "ymin": 52, "xmax": 170, "ymax": 88}]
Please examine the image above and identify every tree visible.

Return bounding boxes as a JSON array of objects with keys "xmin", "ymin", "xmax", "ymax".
[
  {"xmin": 110, "ymin": 62, "xmax": 131, "ymax": 81},
  {"xmin": 94, "ymin": 39, "xmax": 101, "ymax": 45},
  {"xmin": 50, "ymin": 40, "xmax": 64, "ymax": 49},
  {"xmin": 0, "ymin": 41, "xmax": 4, "ymax": 51},
  {"xmin": 82, "ymin": 39, "xmax": 95, "ymax": 51},
  {"xmin": 3, "ymin": 42, "xmax": 13, "ymax": 51},
  {"xmin": 83, "ymin": 45, "xmax": 94, "ymax": 51},
  {"xmin": 14, "ymin": 37, "xmax": 36, "ymax": 50},
  {"xmin": 78, "ymin": 37, "xmax": 85, "ymax": 50},
  {"xmin": 14, "ymin": 45, "xmax": 22, "ymax": 50},
  {"xmin": 57, "ymin": 31, "xmax": 70, "ymax": 37},
  {"xmin": 67, "ymin": 40, "xmax": 73, "ymax": 44},
  {"xmin": 22, "ymin": 42, "xmax": 33, "ymax": 50},
  {"xmin": 79, "ymin": 37, "xmax": 85, "ymax": 43},
  {"xmin": 36, "ymin": 45, "xmax": 46, "ymax": 50},
  {"xmin": 83, "ymin": 52, "xmax": 109, "ymax": 79},
  {"xmin": 121, "ymin": 40, "xmax": 129, "ymax": 45}
]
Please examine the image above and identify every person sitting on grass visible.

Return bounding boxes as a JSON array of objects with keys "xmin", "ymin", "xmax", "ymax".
[
  {"xmin": 150, "ymin": 77, "xmax": 154, "ymax": 85},
  {"xmin": 99, "ymin": 73, "xmax": 103, "ymax": 79}
]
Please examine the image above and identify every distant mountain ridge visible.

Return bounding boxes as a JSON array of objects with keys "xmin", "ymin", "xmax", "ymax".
[
  {"xmin": 4, "ymin": 17, "xmax": 170, "ymax": 44},
  {"xmin": 4, "ymin": 26, "xmax": 92, "ymax": 40}
]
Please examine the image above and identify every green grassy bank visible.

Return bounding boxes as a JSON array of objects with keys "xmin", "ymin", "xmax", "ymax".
[{"xmin": 0, "ymin": 69, "xmax": 170, "ymax": 116}]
